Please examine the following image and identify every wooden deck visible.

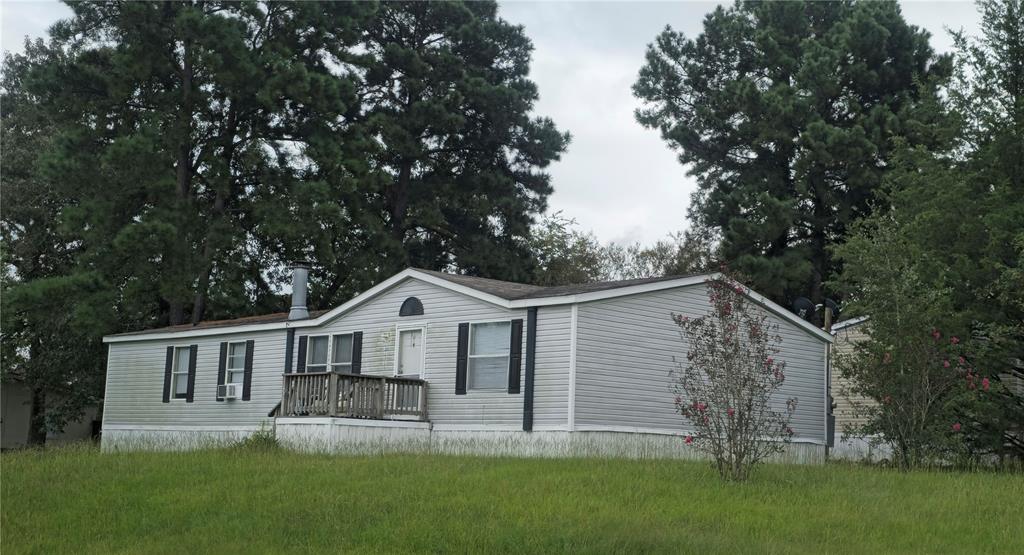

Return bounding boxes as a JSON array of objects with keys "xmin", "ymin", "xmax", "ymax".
[{"xmin": 281, "ymin": 372, "xmax": 428, "ymax": 421}]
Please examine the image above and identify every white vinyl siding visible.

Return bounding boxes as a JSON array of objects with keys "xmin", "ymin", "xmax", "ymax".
[
  {"xmin": 103, "ymin": 277, "xmax": 576, "ymax": 435},
  {"xmin": 298, "ymin": 279, "xmax": 572, "ymax": 428},
  {"xmin": 103, "ymin": 330, "xmax": 284, "ymax": 428},
  {"xmin": 572, "ymin": 282, "xmax": 827, "ymax": 443}
]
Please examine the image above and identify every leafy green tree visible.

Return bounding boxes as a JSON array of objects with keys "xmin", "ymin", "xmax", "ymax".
[
  {"xmin": 634, "ymin": 0, "xmax": 949, "ymax": 304},
  {"xmin": 834, "ymin": 0, "xmax": 1024, "ymax": 461},
  {"xmin": 527, "ymin": 213, "xmax": 717, "ymax": 287}
]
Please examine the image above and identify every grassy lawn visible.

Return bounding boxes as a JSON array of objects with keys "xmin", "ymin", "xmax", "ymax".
[{"xmin": 2, "ymin": 444, "xmax": 1022, "ymax": 554}]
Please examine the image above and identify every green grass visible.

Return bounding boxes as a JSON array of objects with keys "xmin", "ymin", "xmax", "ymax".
[{"xmin": 3, "ymin": 443, "xmax": 1023, "ymax": 554}]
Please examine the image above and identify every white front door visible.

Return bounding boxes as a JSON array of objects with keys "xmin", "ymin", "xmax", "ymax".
[{"xmin": 397, "ymin": 328, "xmax": 423, "ymax": 378}]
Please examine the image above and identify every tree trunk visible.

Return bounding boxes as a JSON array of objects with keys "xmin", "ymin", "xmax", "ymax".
[
  {"xmin": 168, "ymin": 37, "xmax": 194, "ymax": 326},
  {"xmin": 190, "ymin": 103, "xmax": 239, "ymax": 324},
  {"xmin": 27, "ymin": 386, "xmax": 47, "ymax": 446},
  {"xmin": 386, "ymin": 160, "xmax": 413, "ymax": 271}
]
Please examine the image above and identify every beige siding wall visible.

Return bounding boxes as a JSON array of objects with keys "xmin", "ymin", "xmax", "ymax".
[
  {"xmin": 831, "ymin": 322, "xmax": 874, "ymax": 432},
  {"xmin": 573, "ymin": 283, "xmax": 828, "ymax": 444}
]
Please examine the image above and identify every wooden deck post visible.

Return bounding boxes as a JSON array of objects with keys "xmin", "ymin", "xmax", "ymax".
[{"xmin": 327, "ymin": 372, "xmax": 339, "ymax": 417}]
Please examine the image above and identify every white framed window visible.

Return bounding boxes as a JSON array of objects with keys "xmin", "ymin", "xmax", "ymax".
[
  {"xmin": 226, "ymin": 341, "xmax": 247, "ymax": 385},
  {"xmin": 331, "ymin": 333, "xmax": 354, "ymax": 373},
  {"xmin": 307, "ymin": 334, "xmax": 354, "ymax": 373},
  {"xmin": 171, "ymin": 346, "xmax": 190, "ymax": 399},
  {"xmin": 307, "ymin": 335, "xmax": 329, "ymax": 372},
  {"xmin": 468, "ymin": 321, "xmax": 510, "ymax": 390}
]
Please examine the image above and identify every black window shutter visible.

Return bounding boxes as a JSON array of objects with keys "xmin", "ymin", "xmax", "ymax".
[
  {"xmin": 216, "ymin": 342, "xmax": 228, "ymax": 401},
  {"xmin": 242, "ymin": 339, "xmax": 254, "ymax": 401},
  {"xmin": 284, "ymin": 329, "xmax": 295, "ymax": 373},
  {"xmin": 351, "ymin": 332, "xmax": 363, "ymax": 375},
  {"xmin": 507, "ymin": 319, "xmax": 524, "ymax": 394},
  {"xmin": 185, "ymin": 344, "xmax": 198, "ymax": 403},
  {"xmin": 297, "ymin": 336, "xmax": 308, "ymax": 373},
  {"xmin": 455, "ymin": 322, "xmax": 469, "ymax": 395},
  {"xmin": 162, "ymin": 346, "xmax": 174, "ymax": 403}
]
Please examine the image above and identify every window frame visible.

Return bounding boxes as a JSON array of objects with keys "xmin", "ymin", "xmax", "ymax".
[
  {"xmin": 330, "ymin": 333, "xmax": 355, "ymax": 374},
  {"xmin": 306, "ymin": 333, "xmax": 355, "ymax": 374},
  {"xmin": 392, "ymin": 323, "xmax": 427, "ymax": 378},
  {"xmin": 467, "ymin": 320, "xmax": 512, "ymax": 391},
  {"xmin": 170, "ymin": 345, "xmax": 191, "ymax": 400},
  {"xmin": 225, "ymin": 341, "xmax": 248, "ymax": 386}
]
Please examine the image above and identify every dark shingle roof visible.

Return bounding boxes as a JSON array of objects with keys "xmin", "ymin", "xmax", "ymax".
[
  {"xmin": 111, "ymin": 269, "xmax": 703, "ymax": 337},
  {"xmin": 416, "ymin": 268, "xmax": 700, "ymax": 300},
  {"xmin": 109, "ymin": 309, "xmax": 329, "ymax": 337}
]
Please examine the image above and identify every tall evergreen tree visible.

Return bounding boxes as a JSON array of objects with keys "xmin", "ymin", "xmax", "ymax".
[
  {"xmin": 1, "ymin": 1, "xmax": 567, "ymax": 437},
  {"xmin": 634, "ymin": 0, "xmax": 948, "ymax": 304},
  {"xmin": 298, "ymin": 1, "xmax": 570, "ymax": 307}
]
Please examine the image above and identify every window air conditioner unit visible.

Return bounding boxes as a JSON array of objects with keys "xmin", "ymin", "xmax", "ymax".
[{"xmin": 218, "ymin": 383, "xmax": 240, "ymax": 400}]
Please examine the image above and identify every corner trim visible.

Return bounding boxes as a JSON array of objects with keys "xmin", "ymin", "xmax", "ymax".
[{"xmin": 567, "ymin": 303, "xmax": 578, "ymax": 431}]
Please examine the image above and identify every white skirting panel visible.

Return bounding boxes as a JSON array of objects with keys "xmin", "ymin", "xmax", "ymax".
[
  {"xmin": 101, "ymin": 420, "xmax": 826, "ymax": 464},
  {"xmin": 101, "ymin": 425, "xmax": 264, "ymax": 452},
  {"xmin": 275, "ymin": 417, "xmax": 431, "ymax": 455},
  {"xmin": 277, "ymin": 420, "xmax": 825, "ymax": 463},
  {"xmin": 829, "ymin": 434, "xmax": 892, "ymax": 461}
]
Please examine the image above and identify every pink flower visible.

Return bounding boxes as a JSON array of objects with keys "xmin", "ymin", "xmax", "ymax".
[
  {"xmin": 727, "ymin": 407, "xmax": 735, "ymax": 417},
  {"xmin": 883, "ymin": 352, "xmax": 892, "ymax": 364},
  {"xmin": 950, "ymin": 336, "xmax": 960, "ymax": 345},
  {"xmin": 674, "ymin": 396, "xmax": 682, "ymax": 405},
  {"xmin": 958, "ymin": 356, "xmax": 966, "ymax": 365},
  {"xmin": 952, "ymin": 423, "xmax": 962, "ymax": 432},
  {"xmin": 943, "ymin": 359, "xmax": 951, "ymax": 368},
  {"xmin": 931, "ymin": 328, "xmax": 941, "ymax": 341},
  {"xmin": 982, "ymin": 377, "xmax": 990, "ymax": 391},
  {"xmin": 697, "ymin": 402, "xmax": 707, "ymax": 412},
  {"xmin": 684, "ymin": 435, "xmax": 693, "ymax": 444},
  {"xmin": 765, "ymin": 357, "xmax": 774, "ymax": 367}
]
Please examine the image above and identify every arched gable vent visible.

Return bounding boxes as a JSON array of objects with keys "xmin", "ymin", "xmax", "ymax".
[{"xmin": 399, "ymin": 297, "xmax": 424, "ymax": 317}]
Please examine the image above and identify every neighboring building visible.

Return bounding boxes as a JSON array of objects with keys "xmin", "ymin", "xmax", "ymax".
[
  {"xmin": 829, "ymin": 316, "xmax": 890, "ymax": 460},
  {"xmin": 1, "ymin": 380, "xmax": 100, "ymax": 450},
  {"xmin": 101, "ymin": 268, "xmax": 833, "ymax": 461}
]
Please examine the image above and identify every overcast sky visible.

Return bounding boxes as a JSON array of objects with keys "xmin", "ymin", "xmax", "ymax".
[{"xmin": 2, "ymin": 1, "xmax": 982, "ymax": 244}]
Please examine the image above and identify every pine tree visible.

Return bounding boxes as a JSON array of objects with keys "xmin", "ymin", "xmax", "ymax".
[{"xmin": 634, "ymin": 0, "xmax": 948, "ymax": 304}]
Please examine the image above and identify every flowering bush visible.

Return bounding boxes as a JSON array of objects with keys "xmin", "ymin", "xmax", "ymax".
[
  {"xmin": 837, "ymin": 325, "xmax": 1004, "ymax": 469},
  {"xmin": 671, "ymin": 275, "xmax": 796, "ymax": 481}
]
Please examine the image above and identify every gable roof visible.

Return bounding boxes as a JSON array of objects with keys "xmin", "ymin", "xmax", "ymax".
[
  {"xmin": 414, "ymin": 269, "xmax": 698, "ymax": 300},
  {"xmin": 105, "ymin": 268, "xmax": 833, "ymax": 343}
]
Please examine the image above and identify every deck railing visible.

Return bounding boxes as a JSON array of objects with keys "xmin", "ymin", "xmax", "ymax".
[{"xmin": 280, "ymin": 372, "xmax": 428, "ymax": 421}]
